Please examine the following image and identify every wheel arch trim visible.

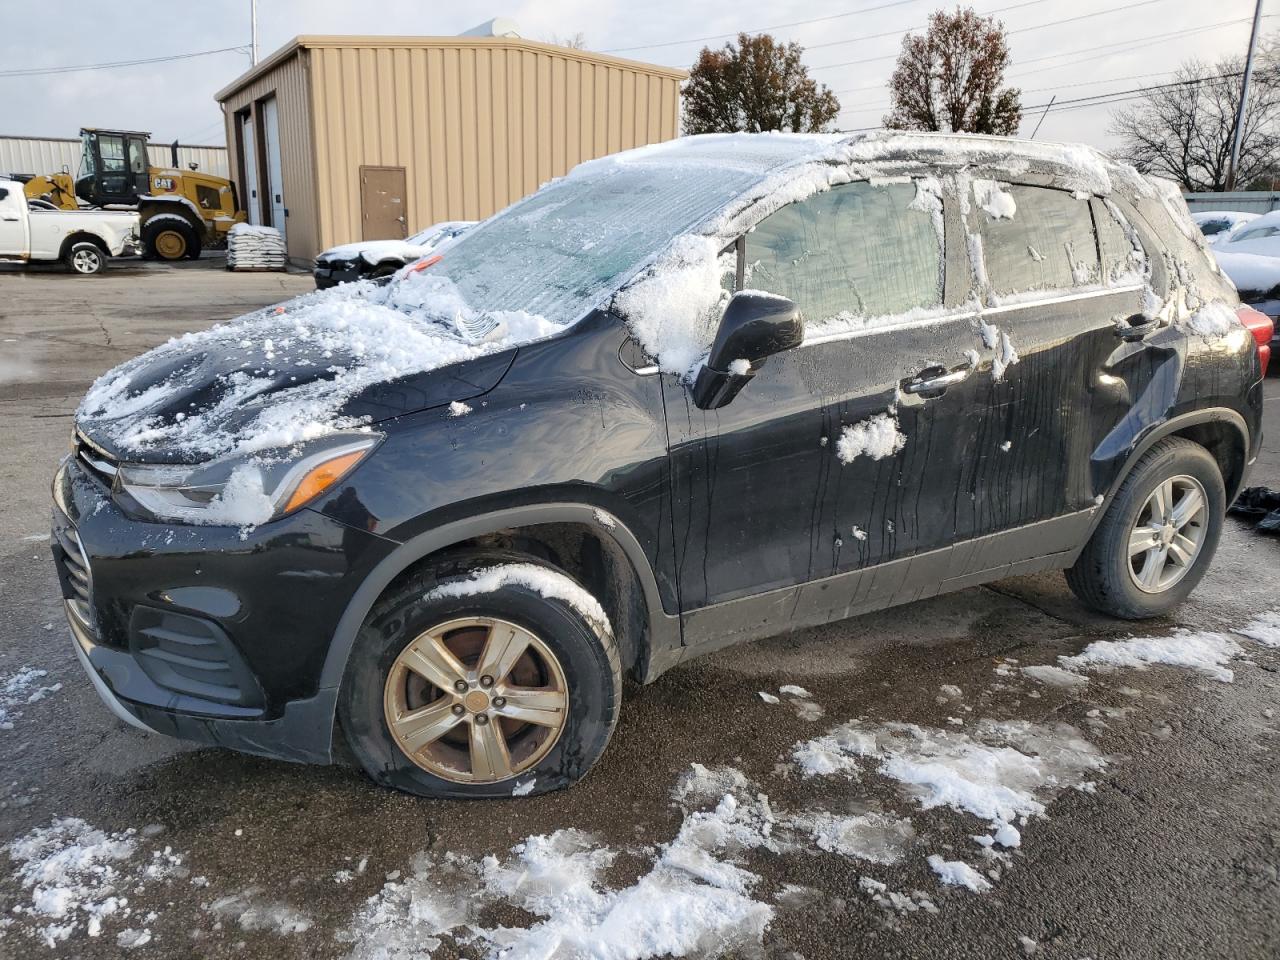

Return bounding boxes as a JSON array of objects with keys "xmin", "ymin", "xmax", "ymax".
[
  {"xmin": 1086, "ymin": 406, "xmax": 1250, "ymax": 542},
  {"xmin": 316, "ymin": 503, "xmax": 680, "ymax": 696}
]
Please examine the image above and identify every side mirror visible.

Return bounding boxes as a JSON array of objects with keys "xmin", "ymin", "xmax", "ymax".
[{"xmin": 691, "ymin": 291, "xmax": 803, "ymax": 409}]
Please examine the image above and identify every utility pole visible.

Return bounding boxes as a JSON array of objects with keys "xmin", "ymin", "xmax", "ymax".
[
  {"xmin": 249, "ymin": 0, "xmax": 259, "ymax": 65},
  {"xmin": 1030, "ymin": 95, "xmax": 1056, "ymax": 140},
  {"xmin": 1226, "ymin": 0, "xmax": 1264, "ymax": 191}
]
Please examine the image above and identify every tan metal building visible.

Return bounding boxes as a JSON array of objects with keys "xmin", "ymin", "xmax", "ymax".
[{"xmin": 214, "ymin": 35, "xmax": 686, "ymax": 263}]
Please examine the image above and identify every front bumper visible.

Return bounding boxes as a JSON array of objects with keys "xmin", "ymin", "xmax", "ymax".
[
  {"xmin": 313, "ymin": 259, "xmax": 364, "ymax": 289},
  {"xmin": 52, "ymin": 454, "xmax": 399, "ymax": 763}
]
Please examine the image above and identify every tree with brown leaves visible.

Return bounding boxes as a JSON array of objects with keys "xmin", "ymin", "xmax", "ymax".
[
  {"xmin": 884, "ymin": 7, "xmax": 1021, "ymax": 135},
  {"xmin": 684, "ymin": 33, "xmax": 840, "ymax": 135}
]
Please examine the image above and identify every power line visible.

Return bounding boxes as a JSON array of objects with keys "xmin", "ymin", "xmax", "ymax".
[
  {"xmin": 837, "ymin": 70, "xmax": 1245, "ymax": 125},
  {"xmin": 601, "ymin": 0, "xmax": 922, "ymax": 53},
  {"xmin": 0, "ymin": 45, "xmax": 250, "ymax": 79},
  {"xmin": 812, "ymin": 0, "xmax": 1173, "ymax": 70},
  {"xmin": 804, "ymin": 0, "xmax": 1050, "ymax": 52}
]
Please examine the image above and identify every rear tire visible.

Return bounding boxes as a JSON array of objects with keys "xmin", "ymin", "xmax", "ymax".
[
  {"xmin": 339, "ymin": 558, "xmax": 621, "ymax": 798},
  {"xmin": 65, "ymin": 241, "xmax": 106, "ymax": 275},
  {"xmin": 1066, "ymin": 437, "xmax": 1224, "ymax": 619},
  {"xmin": 143, "ymin": 218, "xmax": 199, "ymax": 261}
]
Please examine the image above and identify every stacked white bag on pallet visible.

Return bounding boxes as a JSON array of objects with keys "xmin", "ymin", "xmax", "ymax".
[{"xmin": 227, "ymin": 223, "xmax": 287, "ymax": 271}]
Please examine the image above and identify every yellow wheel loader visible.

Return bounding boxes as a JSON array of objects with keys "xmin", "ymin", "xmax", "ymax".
[{"xmin": 20, "ymin": 128, "xmax": 245, "ymax": 261}]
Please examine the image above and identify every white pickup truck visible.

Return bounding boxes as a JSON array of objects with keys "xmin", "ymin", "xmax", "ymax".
[{"xmin": 0, "ymin": 178, "xmax": 139, "ymax": 275}]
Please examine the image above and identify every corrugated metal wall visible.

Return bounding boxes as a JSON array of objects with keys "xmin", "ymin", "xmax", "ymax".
[
  {"xmin": 307, "ymin": 41, "xmax": 683, "ymax": 251},
  {"xmin": 218, "ymin": 51, "xmax": 319, "ymax": 262},
  {"xmin": 216, "ymin": 37, "xmax": 683, "ymax": 262},
  {"xmin": 0, "ymin": 136, "xmax": 228, "ymax": 178}
]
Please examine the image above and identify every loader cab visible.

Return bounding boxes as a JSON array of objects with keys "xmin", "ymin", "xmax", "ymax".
[{"xmin": 76, "ymin": 129, "xmax": 150, "ymax": 207}]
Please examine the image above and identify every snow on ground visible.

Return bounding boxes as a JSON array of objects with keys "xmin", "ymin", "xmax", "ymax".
[
  {"xmin": 797, "ymin": 812, "xmax": 915, "ymax": 864},
  {"xmin": 342, "ymin": 785, "xmax": 776, "ymax": 960},
  {"xmin": 1059, "ymin": 629, "xmax": 1244, "ymax": 683},
  {"xmin": 791, "ymin": 719, "xmax": 1105, "ymax": 843},
  {"xmin": 4, "ymin": 819, "xmax": 184, "ymax": 947},
  {"xmin": 926, "ymin": 855, "xmax": 992, "ymax": 893},
  {"xmin": 1019, "ymin": 665, "xmax": 1089, "ymax": 689},
  {"xmin": 836, "ymin": 411, "xmax": 906, "ymax": 464},
  {"xmin": 1236, "ymin": 610, "xmax": 1280, "ymax": 648},
  {"xmin": 206, "ymin": 887, "xmax": 314, "ymax": 935},
  {"xmin": 0, "ymin": 667, "xmax": 60, "ymax": 731}
]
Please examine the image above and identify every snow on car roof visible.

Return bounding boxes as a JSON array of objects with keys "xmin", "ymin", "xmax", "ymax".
[{"xmin": 78, "ymin": 132, "xmax": 1163, "ymax": 468}]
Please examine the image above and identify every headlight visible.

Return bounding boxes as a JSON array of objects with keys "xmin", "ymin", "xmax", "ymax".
[{"xmin": 115, "ymin": 434, "xmax": 381, "ymax": 526}]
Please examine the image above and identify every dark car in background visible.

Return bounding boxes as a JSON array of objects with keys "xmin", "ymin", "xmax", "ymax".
[
  {"xmin": 313, "ymin": 220, "xmax": 473, "ymax": 288},
  {"xmin": 54, "ymin": 132, "xmax": 1269, "ymax": 799}
]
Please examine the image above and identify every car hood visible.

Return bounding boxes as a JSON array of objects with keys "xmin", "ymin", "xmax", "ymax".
[{"xmin": 76, "ymin": 279, "xmax": 555, "ymax": 465}]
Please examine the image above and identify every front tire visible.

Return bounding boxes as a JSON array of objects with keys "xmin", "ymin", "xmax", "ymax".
[
  {"xmin": 65, "ymin": 241, "xmax": 106, "ymax": 275},
  {"xmin": 1066, "ymin": 437, "xmax": 1225, "ymax": 619},
  {"xmin": 143, "ymin": 218, "xmax": 200, "ymax": 261},
  {"xmin": 339, "ymin": 559, "xmax": 621, "ymax": 798}
]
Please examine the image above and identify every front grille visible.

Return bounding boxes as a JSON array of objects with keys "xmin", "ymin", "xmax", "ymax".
[
  {"xmin": 129, "ymin": 606, "xmax": 264, "ymax": 707},
  {"xmin": 53, "ymin": 524, "xmax": 94, "ymax": 631},
  {"xmin": 74, "ymin": 431, "xmax": 119, "ymax": 487}
]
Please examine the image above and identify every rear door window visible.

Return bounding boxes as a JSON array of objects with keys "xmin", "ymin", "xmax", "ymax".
[
  {"xmin": 974, "ymin": 183, "xmax": 1100, "ymax": 296},
  {"xmin": 743, "ymin": 180, "xmax": 943, "ymax": 324},
  {"xmin": 1092, "ymin": 199, "xmax": 1147, "ymax": 285}
]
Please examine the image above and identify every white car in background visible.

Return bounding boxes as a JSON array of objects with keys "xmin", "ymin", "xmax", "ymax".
[
  {"xmin": 1192, "ymin": 209, "xmax": 1259, "ymax": 245},
  {"xmin": 313, "ymin": 220, "xmax": 475, "ymax": 288},
  {"xmin": 0, "ymin": 178, "xmax": 139, "ymax": 275},
  {"xmin": 1212, "ymin": 209, "xmax": 1280, "ymax": 355}
]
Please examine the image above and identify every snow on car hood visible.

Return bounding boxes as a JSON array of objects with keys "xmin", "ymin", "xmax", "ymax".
[{"xmin": 76, "ymin": 275, "xmax": 557, "ymax": 464}]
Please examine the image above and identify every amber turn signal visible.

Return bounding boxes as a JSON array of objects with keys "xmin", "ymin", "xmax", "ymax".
[{"xmin": 283, "ymin": 449, "xmax": 369, "ymax": 513}]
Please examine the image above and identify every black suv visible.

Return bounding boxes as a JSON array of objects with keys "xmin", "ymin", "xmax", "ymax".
[{"xmin": 53, "ymin": 133, "xmax": 1270, "ymax": 798}]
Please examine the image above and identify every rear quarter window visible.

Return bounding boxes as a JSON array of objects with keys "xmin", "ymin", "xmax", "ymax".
[{"xmin": 974, "ymin": 183, "xmax": 1099, "ymax": 296}]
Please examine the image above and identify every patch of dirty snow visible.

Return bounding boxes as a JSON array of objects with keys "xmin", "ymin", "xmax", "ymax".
[
  {"xmin": 5, "ymin": 818, "xmax": 184, "ymax": 947},
  {"xmin": 792, "ymin": 720, "xmax": 1104, "ymax": 835},
  {"xmin": 512, "ymin": 778, "xmax": 536, "ymax": 797},
  {"xmin": 1059, "ymin": 629, "xmax": 1243, "ymax": 683},
  {"xmin": 446, "ymin": 400, "xmax": 471, "ymax": 417},
  {"xmin": 1020, "ymin": 665, "xmax": 1089, "ymax": 689},
  {"xmin": 1236, "ymin": 610, "xmax": 1280, "ymax": 648},
  {"xmin": 0, "ymin": 667, "xmax": 61, "ymax": 731},
  {"xmin": 857, "ymin": 876, "xmax": 939, "ymax": 914},
  {"xmin": 206, "ymin": 887, "xmax": 313, "ymax": 935},
  {"xmin": 758, "ymin": 691, "xmax": 781, "ymax": 704},
  {"xmin": 779, "ymin": 684, "xmax": 811, "ymax": 698},
  {"xmin": 927, "ymin": 854, "xmax": 992, "ymax": 893},
  {"xmin": 426, "ymin": 563, "xmax": 610, "ymax": 633},
  {"xmin": 116, "ymin": 927, "xmax": 152, "ymax": 949},
  {"xmin": 836, "ymin": 411, "xmax": 905, "ymax": 464},
  {"xmin": 342, "ymin": 782, "xmax": 776, "ymax": 960},
  {"xmin": 796, "ymin": 812, "xmax": 915, "ymax": 864}
]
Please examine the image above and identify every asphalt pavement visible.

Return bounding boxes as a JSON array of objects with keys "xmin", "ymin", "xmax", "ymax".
[{"xmin": 0, "ymin": 258, "xmax": 1276, "ymax": 959}]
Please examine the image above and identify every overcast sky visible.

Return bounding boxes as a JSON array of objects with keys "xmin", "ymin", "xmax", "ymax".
[{"xmin": 2, "ymin": 0, "xmax": 1269, "ymax": 151}]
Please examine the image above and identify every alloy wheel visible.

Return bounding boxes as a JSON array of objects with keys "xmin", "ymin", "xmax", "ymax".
[
  {"xmin": 1126, "ymin": 474, "xmax": 1208, "ymax": 593},
  {"xmin": 72, "ymin": 248, "xmax": 101, "ymax": 274},
  {"xmin": 382, "ymin": 616, "xmax": 569, "ymax": 783}
]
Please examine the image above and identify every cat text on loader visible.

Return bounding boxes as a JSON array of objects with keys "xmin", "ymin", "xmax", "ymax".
[{"xmin": 21, "ymin": 128, "xmax": 246, "ymax": 260}]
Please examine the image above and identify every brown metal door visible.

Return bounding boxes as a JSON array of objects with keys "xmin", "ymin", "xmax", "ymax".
[{"xmin": 359, "ymin": 165, "xmax": 407, "ymax": 240}]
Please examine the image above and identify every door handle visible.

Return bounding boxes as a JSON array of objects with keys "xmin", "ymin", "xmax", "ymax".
[
  {"xmin": 1, "ymin": 216, "xmax": 18, "ymax": 222},
  {"xmin": 902, "ymin": 360, "xmax": 974, "ymax": 395},
  {"xmin": 1115, "ymin": 313, "xmax": 1160, "ymax": 341}
]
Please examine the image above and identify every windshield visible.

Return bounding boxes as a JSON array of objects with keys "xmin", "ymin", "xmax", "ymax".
[{"xmin": 411, "ymin": 147, "xmax": 797, "ymax": 325}]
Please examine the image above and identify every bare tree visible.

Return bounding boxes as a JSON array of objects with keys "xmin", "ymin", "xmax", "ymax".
[
  {"xmin": 544, "ymin": 33, "xmax": 587, "ymax": 50},
  {"xmin": 1109, "ymin": 53, "xmax": 1280, "ymax": 192},
  {"xmin": 683, "ymin": 34, "xmax": 840, "ymax": 135},
  {"xmin": 884, "ymin": 6, "xmax": 1021, "ymax": 135}
]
